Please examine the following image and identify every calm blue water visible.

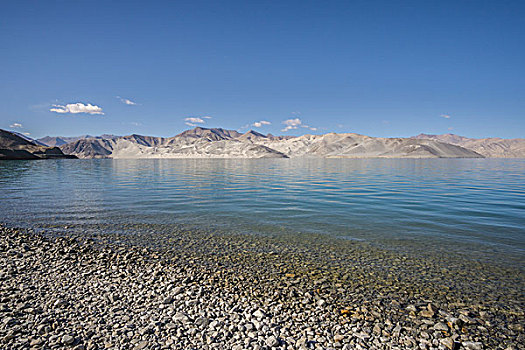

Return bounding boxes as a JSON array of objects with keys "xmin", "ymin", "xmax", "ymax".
[{"xmin": 1, "ymin": 158, "xmax": 524, "ymax": 265}]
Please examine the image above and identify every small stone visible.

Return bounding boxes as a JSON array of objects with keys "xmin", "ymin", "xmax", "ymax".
[
  {"xmin": 334, "ymin": 334, "xmax": 345, "ymax": 342},
  {"xmin": 427, "ymin": 303, "xmax": 438, "ymax": 313},
  {"xmin": 459, "ymin": 314, "xmax": 476, "ymax": 324},
  {"xmin": 419, "ymin": 309, "xmax": 434, "ymax": 318},
  {"xmin": 54, "ymin": 299, "xmax": 67, "ymax": 308},
  {"xmin": 61, "ymin": 335, "xmax": 75, "ymax": 345},
  {"xmin": 253, "ymin": 309, "xmax": 266, "ymax": 318},
  {"xmin": 265, "ymin": 336, "xmax": 280, "ymax": 347},
  {"xmin": 173, "ymin": 312, "xmax": 190, "ymax": 323},
  {"xmin": 30, "ymin": 338, "xmax": 43, "ymax": 346},
  {"xmin": 440, "ymin": 338, "xmax": 457, "ymax": 350},
  {"xmin": 108, "ymin": 293, "xmax": 119, "ymax": 303},
  {"xmin": 434, "ymin": 322, "xmax": 448, "ymax": 331},
  {"xmin": 134, "ymin": 341, "xmax": 149, "ymax": 350},
  {"xmin": 406, "ymin": 305, "xmax": 417, "ymax": 312},
  {"xmin": 463, "ymin": 341, "xmax": 483, "ymax": 350}
]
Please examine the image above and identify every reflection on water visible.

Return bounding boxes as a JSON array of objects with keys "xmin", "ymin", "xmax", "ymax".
[{"xmin": 1, "ymin": 158, "xmax": 524, "ymax": 265}]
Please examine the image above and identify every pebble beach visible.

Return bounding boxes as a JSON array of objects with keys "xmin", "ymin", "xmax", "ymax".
[{"xmin": 1, "ymin": 224, "xmax": 523, "ymax": 350}]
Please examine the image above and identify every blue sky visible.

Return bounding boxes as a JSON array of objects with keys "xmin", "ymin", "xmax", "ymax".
[{"xmin": 1, "ymin": 0, "xmax": 524, "ymax": 139}]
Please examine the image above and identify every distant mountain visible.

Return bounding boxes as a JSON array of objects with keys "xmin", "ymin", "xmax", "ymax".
[
  {"xmin": 258, "ymin": 133, "xmax": 483, "ymax": 158},
  {"xmin": 37, "ymin": 134, "xmax": 119, "ymax": 147},
  {"xmin": 413, "ymin": 133, "xmax": 525, "ymax": 158},
  {"xmin": 175, "ymin": 127, "xmax": 242, "ymax": 141},
  {"xmin": 0, "ymin": 129, "xmax": 77, "ymax": 160},
  {"xmin": 58, "ymin": 127, "xmax": 483, "ymax": 159},
  {"xmin": 237, "ymin": 130, "xmax": 268, "ymax": 143},
  {"xmin": 60, "ymin": 138, "xmax": 116, "ymax": 159}
]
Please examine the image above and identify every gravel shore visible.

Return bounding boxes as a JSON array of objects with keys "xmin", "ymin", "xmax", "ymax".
[{"xmin": 1, "ymin": 224, "xmax": 523, "ymax": 349}]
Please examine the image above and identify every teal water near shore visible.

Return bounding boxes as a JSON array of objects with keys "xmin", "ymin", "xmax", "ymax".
[{"xmin": 1, "ymin": 158, "xmax": 524, "ymax": 266}]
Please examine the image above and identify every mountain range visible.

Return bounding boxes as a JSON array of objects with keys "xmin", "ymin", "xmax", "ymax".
[
  {"xmin": 47, "ymin": 127, "xmax": 486, "ymax": 159},
  {"xmin": 3, "ymin": 127, "xmax": 523, "ymax": 160}
]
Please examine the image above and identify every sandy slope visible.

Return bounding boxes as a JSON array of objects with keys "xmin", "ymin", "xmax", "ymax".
[{"xmin": 413, "ymin": 133, "xmax": 525, "ymax": 158}]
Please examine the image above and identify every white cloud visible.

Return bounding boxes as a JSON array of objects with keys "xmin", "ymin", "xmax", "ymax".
[
  {"xmin": 202, "ymin": 116, "xmax": 212, "ymax": 119},
  {"xmin": 301, "ymin": 125, "xmax": 317, "ymax": 131},
  {"xmin": 185, "ymin": 117, "xmax": 205, "ymax": 123},
  {"xmin": 131, "ymin": 122, "xmax": 142, "ymax": 126},
  {"xmin": 10, "ymin": 123, "xmax": 23, "ymax": 128},
  {"xmin": 117, "ymin": 96, "xmax": 137, "ymax": 105},
  {"xmin": 281, "ymin": 118, "xmax": 318, "ymax": 132},
  {"xmin": 184, "ymin": 117, "xmax": 206, "ymax": 127},
  {"xmin": 252, "ymin": 120, "xmax": 271, "ymax": 128},
  {"xmin": 441, "ymin": 114, "xmax": 451, "ymax": 119},
  {"xmin": 281, "ymin": 119, "xmax": 317, "ymax": 132},
  {"xmin": 23, "ymin": 132, "xmax": 31, "ymax": 136},
  {"xmin": 50, "ymin": 103, "xmax": 104, "ymax": 115},
  {"xmin": 281, "ymin": 118, "xmax": 302, "ymax": 132}
]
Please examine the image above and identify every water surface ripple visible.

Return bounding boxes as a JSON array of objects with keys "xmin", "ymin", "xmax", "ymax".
[{"xmin": 1, "ymin": 158, "xmax": 524, "ymax": 266}]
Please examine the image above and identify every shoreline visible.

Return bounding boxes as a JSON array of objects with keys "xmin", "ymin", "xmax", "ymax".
[{"xmin": 1, "ymin": 224, "xmax": 523, "ymax": 349}]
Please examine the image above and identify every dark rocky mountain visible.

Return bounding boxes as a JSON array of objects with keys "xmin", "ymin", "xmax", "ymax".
[{"xmin": 0, "ymin": 129, "xmax": 77, "ymax": 160}]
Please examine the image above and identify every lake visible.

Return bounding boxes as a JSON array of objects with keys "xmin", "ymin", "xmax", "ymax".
[{"xmin": 1, "ymin": 158, "xmax": 524, "ymax": 267}]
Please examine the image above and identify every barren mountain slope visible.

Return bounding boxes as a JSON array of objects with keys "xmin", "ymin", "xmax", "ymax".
[
  {"xmin": 60, "ymin": 139, "xmax": 117, "ymax": 159},
  {"xmin": 38, "ymin": 134, "xmax": 119, "ymax": 147},
  {"xmin": 413, "ymin": 134, "xmax": 525, "ymax": 158},
  {"xmin": 260, "ymin": 133, "xmax": 483, "ymax": 158}
]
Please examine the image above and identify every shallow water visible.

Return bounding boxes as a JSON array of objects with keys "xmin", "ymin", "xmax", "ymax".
[{"xmin": 1, "ymin": 158, "xmax": 524, "ymax": 266}]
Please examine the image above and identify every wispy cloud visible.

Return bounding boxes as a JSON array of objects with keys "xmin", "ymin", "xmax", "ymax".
[
  {"xmin": 281, "ymin": 118, "xmax": 317, "ymax": 132},
  {"xmin": 50, "ymin": 103, "xmax": 104, "ymax": 115},
  {"xmin": 441, "ymin": 114, "xmax": 451, "ymax": 119},
  {"xmin": 303, "ymin": 125, "xmax": 317, "ymax": 131},
  {"xmin": 131, "ymin": 122, "xmax": 142, "ymax": 126},
  {"xmin": 10, "ymin": 123, "xmax": 23, "ymax": 128},
  {"xmin": 184, "ymin": 117, "xmax": 206, "ymax": 127},
  {"xmin": 281, "ymin": 118, "xmax": 302, "ymax": 132},
  {"xmin": 117, "ymin": 96, "xmax": 137, "ymax": 105},
  {"xmin": 202, "ymin": 116, "xmax": 212, "ymax": 119},
  {"xmin": 252, "ymin": 120, "xmax": 271, "ymax": 128}
]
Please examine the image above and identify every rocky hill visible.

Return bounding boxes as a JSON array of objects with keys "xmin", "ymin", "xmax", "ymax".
[
  {"xmin": 413, "ymin": 134, "xmax": 525, "ymax": 158},
  {"xmin": 0, "ymin": 129, "xmax": 77, "ymax": 160},
  {"xmin": 37, "ymin": 134, "xmax": 119, "ymax": 147},
  {"xmin": 57, "ymin": 127, "xmax": 483, "ymax": 159}
]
